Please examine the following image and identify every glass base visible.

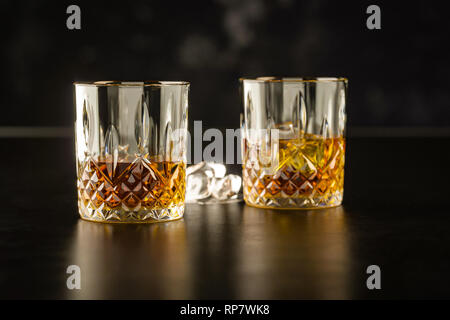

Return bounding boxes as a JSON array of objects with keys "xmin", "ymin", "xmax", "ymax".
[
  {"xmin": 243, "ymin": 191, "xmax": 343, "ymax": 210},
  {"xmin": 78, "ymin": 202, "xmax": 184, "ymax": 223}
]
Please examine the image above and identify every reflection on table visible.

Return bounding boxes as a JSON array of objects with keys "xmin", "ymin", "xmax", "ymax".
[{"xmin": 66, "ymin": 204, "xmax": 354, "ymax": 299}]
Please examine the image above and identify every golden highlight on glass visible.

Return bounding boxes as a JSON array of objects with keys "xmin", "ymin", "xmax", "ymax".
[
  {"xmin": 240, "ymin": 77, "xmax": 347, "ymax": 209},
  {"xmin": 74, "ymin": 81, "xmax": 189, "ymax": 223}
]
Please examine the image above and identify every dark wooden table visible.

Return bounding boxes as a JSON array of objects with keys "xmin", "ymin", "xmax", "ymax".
[{"xmin": 1, "ymin": 137, "xmax": 449, "ymax": 299}]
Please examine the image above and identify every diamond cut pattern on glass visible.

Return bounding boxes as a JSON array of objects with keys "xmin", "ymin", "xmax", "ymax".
[
  {"xmin": 77, "ymin": 156, "xmax": 185, "ymax": 222},
  {"xmin": 243, "ymin": 134, "xmax": 345, "ymax": 209}
]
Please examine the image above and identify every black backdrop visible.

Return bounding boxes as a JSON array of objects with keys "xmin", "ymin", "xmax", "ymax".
[{"xmin": 2, "ymin": 0, "xmax": 449, "ymax": 131}]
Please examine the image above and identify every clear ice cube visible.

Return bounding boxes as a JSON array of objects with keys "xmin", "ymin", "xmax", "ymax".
[
  {"xmin": 211, "ymin": 174, "xmax": 242, "ymax": 200},
  {"xmin": 186, "ymin": 161, "xmax": 214, "ymax": 177},
  {"xmin": 186, "ymin": 161, "xmax": 242, "ymax": 204},
  {"xmin": 185, "ymin": 171, "xmax": 212, "ymax": 202},
  {"xmin": 207, "ymin": 162, "xmax": 226, "ymax": 178}
]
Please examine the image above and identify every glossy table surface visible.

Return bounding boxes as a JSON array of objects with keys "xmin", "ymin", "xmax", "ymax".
[{"xmin": 1, "ymin": 137, "xmax": 450, "ymax": 299}]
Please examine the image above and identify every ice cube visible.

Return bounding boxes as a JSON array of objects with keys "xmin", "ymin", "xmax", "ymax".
[
  {"xmin": 207, "ymin": 162, "xmax": 226, "ymax": 178},
  {"xmin": 211, "ymin": 174, "xmax": 242, "ymax": 200},
  {"xmin": 186, "ymin": 162, "xmax": 242, "ymax": 204},
  {"xmin": 186, "ymin": 172, "xmax": 212, "ymax": 202},
  {"xmin": 187, "ymin": 161, "xmax": 226, "ymax": 178},
  {"xmin": 186, "ymin": 161, "xmax": 214, "ymax": 177}
]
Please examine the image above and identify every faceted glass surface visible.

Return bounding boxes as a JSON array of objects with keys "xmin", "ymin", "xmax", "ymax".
[
  {"xmin": 74, "ymin": 81, "xmax": 189, "ymax": 222},
  {"xmin": 243, "ymin": 133, "xmax": 345, "ymax": 208},
  {"xmin": 240, "ymin": 77, "xmax": 347, "ymax": 209}
]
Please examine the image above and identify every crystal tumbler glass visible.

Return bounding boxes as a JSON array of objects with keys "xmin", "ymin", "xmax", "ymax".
[
  {"xmin": 74, "ymin": 81, "xmax": 189, "ymax": 223},
  {"xmin": 240, "ymin": 77, "xmax": 347, "ymax": 209}
]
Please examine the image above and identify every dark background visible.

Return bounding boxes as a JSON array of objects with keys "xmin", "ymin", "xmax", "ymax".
[{"xmin": 1, "ymin": 0, "xmax": 450, "ymax": 132}]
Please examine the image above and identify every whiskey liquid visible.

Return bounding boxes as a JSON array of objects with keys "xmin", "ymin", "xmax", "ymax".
[
  {"xmin": 78, "ymin": 157, "xmax": 186, "ymax": 218},
  {"xmin": 242, "ymin": 133, "xmax": 345, "ymax": 208}
]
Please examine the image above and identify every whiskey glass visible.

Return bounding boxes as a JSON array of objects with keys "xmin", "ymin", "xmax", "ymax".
[
  {"xmin": 74, "ymin": 81, "xmax": 189, "ymax": 223},
  {"xmin": 240, "ymin": 77, "xmax": 347, "ymax": 209}
]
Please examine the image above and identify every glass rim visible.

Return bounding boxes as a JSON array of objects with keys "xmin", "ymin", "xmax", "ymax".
[
  {"xmin": 239, "ymin": 76, "xmax": 348, "ymax": 83},
  {"xmin": 73, "ymin": 80, "xmax": 190, "ymax": 87}
]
